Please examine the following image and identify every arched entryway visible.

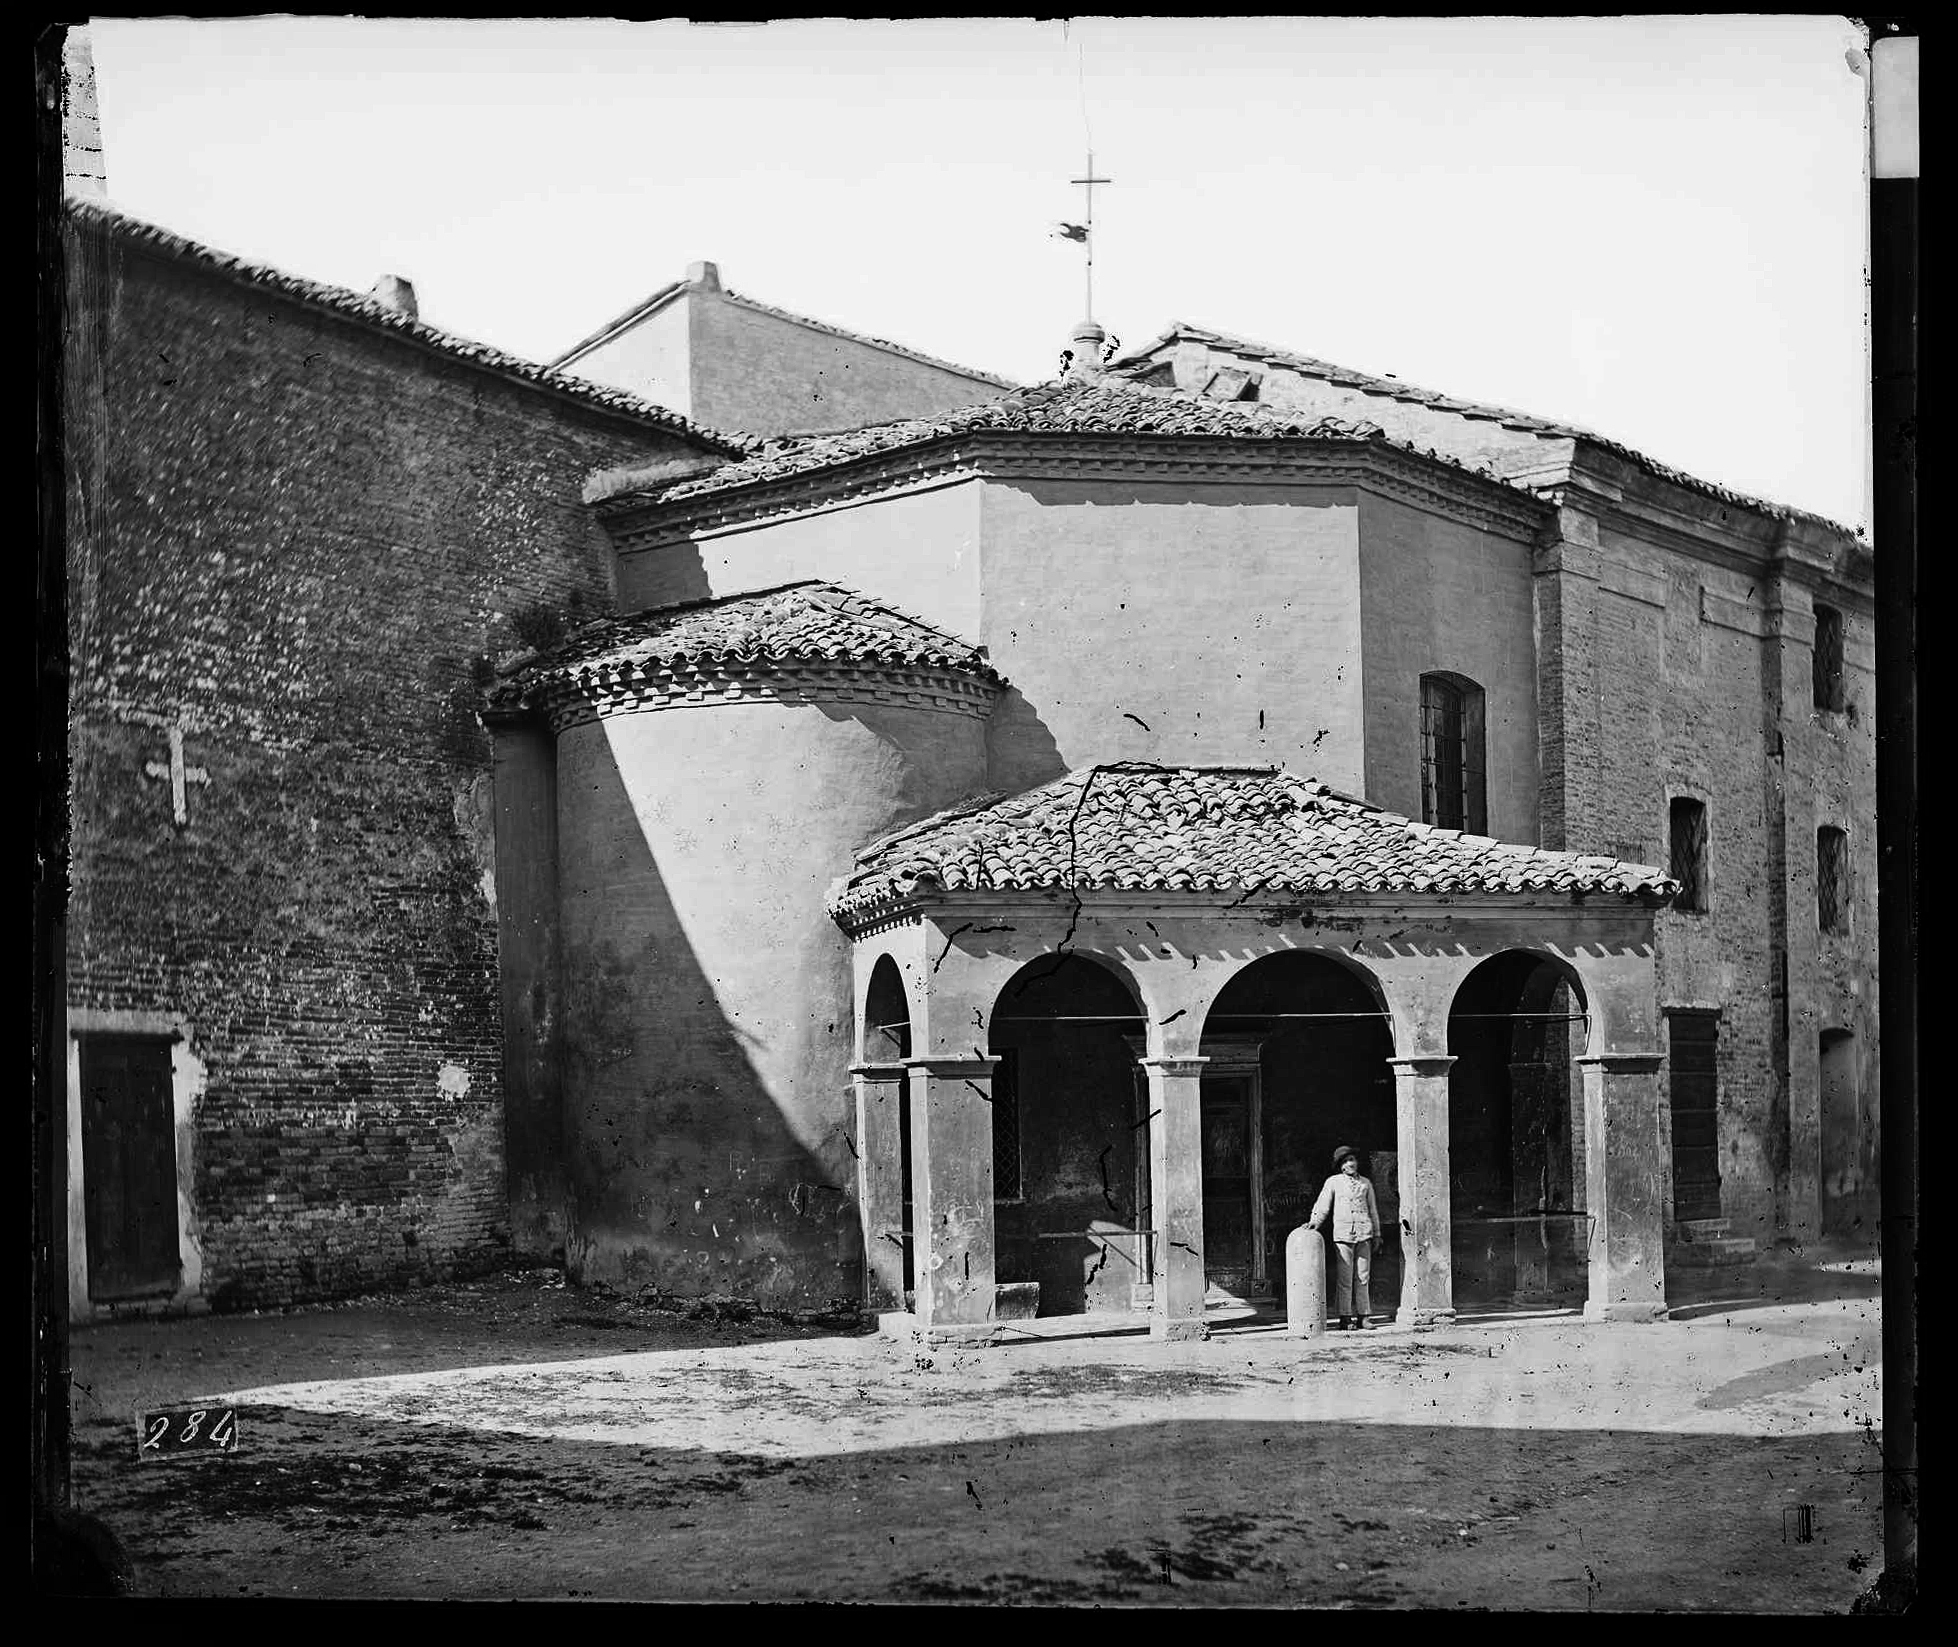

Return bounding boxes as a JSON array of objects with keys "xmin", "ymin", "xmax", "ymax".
[
  {"xmin": 1200, "ymin": 953, "xmax": 1397, "ymax": 1308},
  {"xmin": 987, "ymin": 955, "xmax": 1147, "ymax": 1316},
  {"xmin": 1448, "ymin": 951, "xmax": 1589, "ymax": 1309},
  {"xmin": 862, "ymin": 956, "xmax": 914, "ymax": 1300}
]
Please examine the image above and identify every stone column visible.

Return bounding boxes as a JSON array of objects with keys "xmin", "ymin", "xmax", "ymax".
[
  {"xmin": 1578, "ymin": 1053, "xmax": 1670, "ymax": 1322},
  {"xmin": 903, "ymin": 1055, "xmax": 998, "ymax": 1342},
  {"xmin": 1390, "ymin": 1056, "xmax": 1457, "ymax": 1326},
  {"xmin": 1140, "ymin": 1055, "xmax": 1208, "ymax": 1342},
  {"xmin": 851, "ymin": 1062, "xmax": 908, "ymax": 1314}
]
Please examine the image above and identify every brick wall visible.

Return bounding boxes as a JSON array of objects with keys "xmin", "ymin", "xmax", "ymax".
[{"xmin": 63, "ymin": 219, "xmax": 714, "ymax": 1313}]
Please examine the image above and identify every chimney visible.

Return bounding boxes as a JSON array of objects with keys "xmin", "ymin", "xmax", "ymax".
[
  {"xmin": 686, "ymin": 261, "xmax": 722, "ymax": 292},
  {"xmin": 369, "ymin": 274, "xmax": 419, "ymax": 321},
  {"xmin": 1064, "ymin": 319, "xmax": 1107, "ymax": 383},
  {"xmin": 61, "ymin": 26, "xmax": 107, "ymax": 200}
]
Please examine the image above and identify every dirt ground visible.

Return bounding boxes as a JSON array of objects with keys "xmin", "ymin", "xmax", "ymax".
[{"xmin": 65, "ymin": 1247, "xmax": 1887, "ymax": 1608}]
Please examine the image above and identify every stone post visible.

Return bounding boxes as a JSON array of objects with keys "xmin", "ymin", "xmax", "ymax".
[
  {"xmin": 1390, "ymin": 1056, "xmax": 1457, "ymax": 1326},
  {"xmin": 1578, "ymin": 1053, "xmax": 1670, "ymax": 1321},
  {"xmin": 1285, "ymin": 1224, "xmax": 1328, "ymax": 1339},
  {"xmin": 1141, "ymin": 1055, "xmax": 1208, "ymax": 1342},
  {"xmin": 851, "ymin": 1062, "xmax": 908, "ymax": 1314},
  {"xmin": 903, "ymin": 1055, "xmax": 998, "ymax": 1342}
]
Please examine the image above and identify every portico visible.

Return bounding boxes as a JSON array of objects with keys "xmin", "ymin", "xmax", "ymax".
[{"xmin": 829, "ymin": 764, "xmax": 1679, "ymax": 1344}]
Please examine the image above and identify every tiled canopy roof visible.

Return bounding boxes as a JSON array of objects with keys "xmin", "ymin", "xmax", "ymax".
[
  {"xmin": 1112, "ymin": 322, "xmax": 1861, "ymax": 538},
  {"xmin": 489, "ymin": 580, "xmax": 999, "ymax": 711},
  {"xmin": 588, "ymin": 377, "xmax": 1519, "ymax": 509},
  {"xmin": 829, "ymin": 763, "xmax": 1677, "ymax": 924},
  {"xmin": 65, "ymin": 197, "xmax": 746, "ymax": 455}
]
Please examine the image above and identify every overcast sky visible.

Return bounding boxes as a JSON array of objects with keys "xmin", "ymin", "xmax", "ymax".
[{"xmin": 86, "ymin": 15, "xmax": 1872, "ymax": 530}]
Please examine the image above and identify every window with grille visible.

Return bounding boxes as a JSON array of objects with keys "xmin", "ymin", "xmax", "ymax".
[
  {"xmin": 1817, "ymin": 826, "xmax": 1849, "ymax": 932},
  {"xmin": 991, "ymin": 1047, "xmax": 1022, "ymax": 1201},
  {"xmin": 1812, "ymin": 604, "xmax": 1846, "ymax": 711},
  {"xmin": 1420, "ymin": 673, "xmax": 1487, "ymax": 834},
  {"xmin": 1669, "ymin": 797, "xmax": 1709, "ymax": 912}
]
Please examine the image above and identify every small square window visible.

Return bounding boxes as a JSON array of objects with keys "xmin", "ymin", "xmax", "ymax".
[{"xmin": 1669, "ymin": 798, "xmax": 1709, "ymax": 913}]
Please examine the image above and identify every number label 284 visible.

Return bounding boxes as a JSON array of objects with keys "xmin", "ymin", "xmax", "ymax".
[{"xmin": 136, "ymin": 1405, "xmax": 239, "ymax": 1460}]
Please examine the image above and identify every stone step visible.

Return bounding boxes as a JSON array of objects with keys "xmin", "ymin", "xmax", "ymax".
[
  {"xmin": 1676, "ymin": 1218, "xmax": 1732, "ymax": 1241},
  {"xmin": 1669, "ymin": 1236, "xmax": 1758, "ymax": 1267}
]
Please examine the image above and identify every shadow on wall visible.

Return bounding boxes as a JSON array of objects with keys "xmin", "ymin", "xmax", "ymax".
[{"xmin": 554, "ymin": 735, "xmax": 862, "ymax": 1313}]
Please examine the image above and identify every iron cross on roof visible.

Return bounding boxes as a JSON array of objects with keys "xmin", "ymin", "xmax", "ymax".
[
  {"xmin": 143, "ymin": 722, "xmax": 210, "ymax": 826},
  {"xmin": 1069, "ymin": 151, "xmax": 1113, "ymax": 322}
]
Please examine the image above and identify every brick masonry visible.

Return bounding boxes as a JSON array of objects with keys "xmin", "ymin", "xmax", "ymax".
[{"xmin": 62, "ymin": 216, "xmax": 718, "ymax": 1314}]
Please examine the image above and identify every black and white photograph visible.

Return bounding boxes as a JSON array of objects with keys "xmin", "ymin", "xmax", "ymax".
[{"xmin": 34, "ymin": 14, "xmax": 1916, "ymax": 1610}]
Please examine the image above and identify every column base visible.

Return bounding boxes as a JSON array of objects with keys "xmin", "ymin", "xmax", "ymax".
[
  {"xmin": 1396, "ymin": 1307, "xmax": 1458, "ymax": 1329},
  {"xmin": 1150, "ymin": 1317, "xmax": 1209, "ymax": 1343},
  {"xmin": 876, "ymin": 1311, "xmax": 1002, "ymax": 1347},
  {"xmin": 1583, "ymin": 1300, "xmax": 1669, "ymax": 1323}
]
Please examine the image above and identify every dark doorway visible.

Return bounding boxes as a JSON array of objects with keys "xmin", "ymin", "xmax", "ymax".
[
  {"xmin": 1819, "ymin": 1029, "xmax": 1862, "ymax": 1236},
  {"xmin": 1666, "ymin": 1009, "xmax": 1723, "ymax": 1224},
  {"xmin": 1449, "ymin": 954, "xmax": 1588, "ymax": 1309},
  {"xmin": 78, "ymin": 1035, "xmax": 181, "ymax": 1301},
  {"xmin": 1202, "ymin": 953, "xmax": 1397, "ymax": 1309},
  {"xmin": 989, "ymin": 955, "xmax": 1147, "ymax": 1316}
]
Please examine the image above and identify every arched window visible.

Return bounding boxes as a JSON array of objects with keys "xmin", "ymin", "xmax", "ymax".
[{"xmin": 1420, "ymin": 673, "xmax": 1487, "ymax": 834}]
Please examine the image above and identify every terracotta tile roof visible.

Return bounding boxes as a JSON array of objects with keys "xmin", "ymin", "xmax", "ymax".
[
  {"xmin": 829, "ymin": 763, "xmax": 1676, "ymax": 923},
  {"xmin": 1113, "ymin": 322, "xmax": 1861, "ymax": 538},
  {"xmin": 64, "ymin": 196, "xmax": 746, "ymax": 455},
  {"xmin": 488, "ymin": 580, "xmax": 1000, "ymax": 711},
  {"xmin": 592, "ymin": 377, "xmax": 1524, "ymax": 509},
  {"xmin": 548, "ymin": 276, "xmax": 1016, "ymax": 392}
]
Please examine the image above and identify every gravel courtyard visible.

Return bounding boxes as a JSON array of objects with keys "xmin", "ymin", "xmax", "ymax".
[{"xmin": 66, "ymin": 1247, "xmax": 1885, "ymax": 1608}]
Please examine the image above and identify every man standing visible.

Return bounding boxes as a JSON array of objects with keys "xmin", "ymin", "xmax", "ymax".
[{"xmin": 1308, "ymin": 1145, "xmax": 1381, "ymax": 1330}]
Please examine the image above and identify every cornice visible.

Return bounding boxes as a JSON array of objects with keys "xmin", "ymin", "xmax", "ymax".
[
  {"xmin": 605, "ymin": 432, "xmax": 1549, "ymax": 553},
  {"xmin": 829, "ymin": 883, "xmax": 1665, "ymax": 938},
  {"xmin": 534, "ymin": 656, "xmax": 998, "ymax": 733},
  {"xmin": 1545, "ymin": 482, "xmax": 1876, "ymax": 609}
]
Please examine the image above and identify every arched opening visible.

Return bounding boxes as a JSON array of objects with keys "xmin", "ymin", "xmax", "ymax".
[
  {"xmin": 864, "ymin": 956, "xmax": 913, "ymax": 1295},
  {"xmin": 1201, "ymin": 953, "xmax": 1397, "ymax": 1310},
  {"xmin": 987, "ymin": 955, "xmax": 1146, "ymax": 1317},
  {"xmin": 1819, "ymin": 1029, "xmax": 1862, "ymax": 1237},
  {"xmin": 1448, "ymin": 952, "xmax": 1588, "ymax": 1310}
]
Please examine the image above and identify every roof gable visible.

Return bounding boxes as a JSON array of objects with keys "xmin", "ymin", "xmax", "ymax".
[
  {"xmin": 1115, "ymin": 322, "xmax": 1860, "ymax": 537},
  {"xmin": 549, "ymin": 274, "xmax": 1015, "ymax": 391},
  {"xmin": 66, "ymin": 198, "xmax": 744, "ymax": 454}
]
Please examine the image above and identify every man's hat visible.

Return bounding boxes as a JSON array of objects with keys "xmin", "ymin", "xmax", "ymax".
[{"xmin": 1332, "ymin": 1145, "xmax": 1357, "ymax": 1167}]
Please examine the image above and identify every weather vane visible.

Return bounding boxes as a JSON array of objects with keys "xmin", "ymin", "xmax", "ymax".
[{"xmin": 1052, "ymin": 149, "xmax": 1112, "ymax": 323}]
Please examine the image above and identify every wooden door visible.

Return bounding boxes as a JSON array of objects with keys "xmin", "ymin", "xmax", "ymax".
[
  {"xmin": 1200, "ymin": 1074, "xmax": 1261, "ymax": 1292},
  {"xmin": 79, "ymin": 1036, "xmax": 181, "ymax": 1301}
]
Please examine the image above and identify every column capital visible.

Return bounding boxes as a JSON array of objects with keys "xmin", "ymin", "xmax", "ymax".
[
  {"xmin": 1387, "ymin": 1055, "xmax": 1457, "ymax": 1077},
  {"xmin": 1139, "ymin": 1055, "xmax": 1210, "ymax": 1078},
  {"xmin": 902, "ymin": 1055, "xmax": 1000, "ymax": 1081},
  {"xmin": 1576, "ymin": 1053, "xmax": 1664, "ymax": 1075},
  {"xmin": 849, "ymin": 1060, "xmax": 909, "ymax": 1081}
]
